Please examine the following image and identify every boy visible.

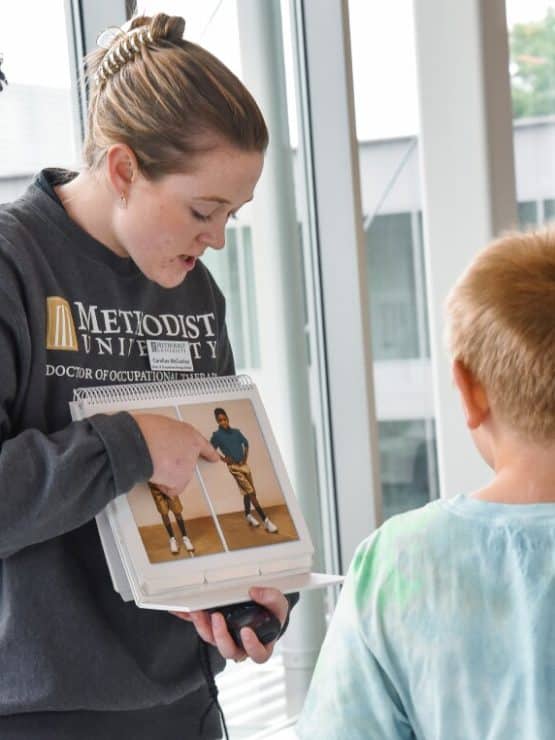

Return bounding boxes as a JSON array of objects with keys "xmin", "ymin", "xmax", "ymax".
[
  {"xmin": 297, "ymin": 230, "xmax": 555, "ymax": 739},
  {"xmin": 210, "ymin": 407, "xmax": 279, "ymax": 533}
]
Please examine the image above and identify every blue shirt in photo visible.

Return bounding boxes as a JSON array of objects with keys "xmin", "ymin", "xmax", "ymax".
[{"xmin": 210, "ymin": 427, "xmax": 249, "ymax": 463}]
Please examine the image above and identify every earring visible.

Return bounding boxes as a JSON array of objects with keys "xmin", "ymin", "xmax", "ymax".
[{"xmin": 120, "ymin": 192, "xmax": 127, "ymax": 209}]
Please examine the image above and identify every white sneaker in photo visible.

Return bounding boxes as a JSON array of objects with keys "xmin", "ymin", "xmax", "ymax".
[
  {"xmin": 183, "ymin": 536, "xmax": 195, "ymax": 552},
  {"xmin": 169, "ymin": 536, "xmax": 179, "ymax": 554},
  {"xmin": 246, "ymin": 513, "xmax": 260, "ymax": 527},
  {"xmin": 264, "ymin": 518, "xmax": 278, "ymax": 534}
]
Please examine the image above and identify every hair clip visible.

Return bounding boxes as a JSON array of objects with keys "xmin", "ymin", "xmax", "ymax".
[
  {"xmin": 114, "ymin": 46, "xmax": 127, "ymax": 64},
  {"xmin": 97, "ymin": 27, "xmax": 122, "ymax": 50},
  {"xmin": 0, "ymin": 53, "xmax": 7, "ymax": 92},
  {"xmin": 97, "ymin": 23, "xmax": 153, "ymax": 56},
  {"xmin": 140, "ymin": 29, "xmax": 154, "ymax": 45}
]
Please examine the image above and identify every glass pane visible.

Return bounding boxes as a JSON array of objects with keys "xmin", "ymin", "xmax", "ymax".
[
  {"xmin": 202, "ymin": 226, "xmax": 261, "ymax": 370},
  {"xmin": 202, "ymin": 228, "xmax": 245, "ymax": 367},
  {"xmin": 367, "ymin": 212, "xmax": 427, "ymax": 361},
  {"xmin": 507, "ymin": 1, "xmax": 555, "ymax": 227},
  {"xmin": 349, "ymin": 0, "xmax": 438, "ymax": 520},
  {"xmin": 0, "ymin": 2, "xmax": 78, "ymax": 201},
  {"xmin": 379, "ymin": 419, "xmax": 438, "ymax": 521},
  {"xmin": 518, "ymin": 200, "xmax": 539, "ymax": 227},
  {"xmin": 545, "ymin": 198, "xmax": 555, "ymax": 221}
]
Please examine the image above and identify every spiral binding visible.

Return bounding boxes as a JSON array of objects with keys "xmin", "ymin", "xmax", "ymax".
[{"xmin": 73, "ymin": 374, "xmax": 253, "ymax": 405}]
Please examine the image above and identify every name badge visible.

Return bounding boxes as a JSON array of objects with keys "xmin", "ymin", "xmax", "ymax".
[{"xmin": 146, "ymin": 340, "xmax": 193, "ymax": 372}]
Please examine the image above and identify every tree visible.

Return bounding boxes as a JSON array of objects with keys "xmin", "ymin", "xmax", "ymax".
[{"xmin": 510, "ymin": 7, "xmax": 555, "ymax": 118}]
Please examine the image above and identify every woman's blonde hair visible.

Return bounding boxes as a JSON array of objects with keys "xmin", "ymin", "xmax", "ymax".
[
  {"xmin": 84, "ymin": 13, "xmax": 268, "ymax": 178},
  {"xmin": 446, "ymin": 229, "xmax": 555, "ymax": 442}
]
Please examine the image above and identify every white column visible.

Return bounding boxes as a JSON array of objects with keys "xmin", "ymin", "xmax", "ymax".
[
  {"xmin": 413, "ymin": 0, "xmax": 517, "ymax": 497},
  {"xmin": 236, "ymin": 0, "xmax": 327, "ymax": 715}
]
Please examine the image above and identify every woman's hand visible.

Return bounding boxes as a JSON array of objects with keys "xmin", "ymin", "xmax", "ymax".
[
  {"xmin": 131, "ymin": 413, "xmax": 219, "ymax": 496},
  {"xmin": 171, "ymin": 587, "xmax": 290, "ymax": 664}
]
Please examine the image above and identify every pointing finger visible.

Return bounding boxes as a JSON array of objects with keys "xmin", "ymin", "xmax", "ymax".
[{"xmin": 199, "ymin": 436, "xmax": 220, "ymax": 462}]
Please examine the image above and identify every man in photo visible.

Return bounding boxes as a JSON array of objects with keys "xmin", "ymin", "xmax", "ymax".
[
  {"xmin": 210, "ymin": 407, "xmax": 278, "ymax": 533},
  {"xmin": 148, "ymin": 482, "xmax": 195, "ymax": 555}
]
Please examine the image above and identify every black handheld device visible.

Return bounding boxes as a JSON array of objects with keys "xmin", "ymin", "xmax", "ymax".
[{"xmin": 207, "ymin": 600, "xmax": 281, "ymax": 649}]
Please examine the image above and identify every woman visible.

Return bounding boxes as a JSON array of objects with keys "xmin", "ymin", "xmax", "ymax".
[{"xmin": 0, "ymin": 13, "xmax": 290, "ymax": 739}]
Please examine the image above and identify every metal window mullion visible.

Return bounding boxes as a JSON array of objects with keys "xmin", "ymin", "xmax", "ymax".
[
  {"xmin": 236, "ymin": 226, "xmax": 253, "ymax": 368},
  {"xmin": 77, "ymin": 0, "xmax": 126, "ymax": 56},
  {"xmin": 65, "ymin": 0, "xmax": 127, "ymax": 153},
  {"xmin": 410, "ymin": 210, "xmax": 429, "ymax": 360},
  {"xmin": 237, "ymin": 0, "xmax": 328, "ymax": 716},
  {"xmin": 537, "ymin": 198, "xmax": 545, "ymax": 225},
  {"xmin": 294, "ymin": 0, "xmax": 382, "ymax": 569},
  {"xmin": 64, "ymin": 0, "xmax": 87, "ymax": 150},
  {"xmin": 424, "ymin": 418, "xmax": 439, "ymax": 501},
  {"xmin": 288, "ymin": 5, "xmax": 340, "ymax": 581}
]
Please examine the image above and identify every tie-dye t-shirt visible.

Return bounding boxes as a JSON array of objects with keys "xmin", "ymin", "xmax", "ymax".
[{"xmin": 297, "ymin": 495, "xmax": 555, "ymax": 739}]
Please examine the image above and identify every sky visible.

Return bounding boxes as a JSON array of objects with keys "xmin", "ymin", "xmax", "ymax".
[{"xmin": 0, "ymin": 0, "xmax": 553, "ymax": 141}]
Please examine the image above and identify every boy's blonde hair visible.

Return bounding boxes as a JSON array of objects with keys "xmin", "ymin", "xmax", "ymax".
[
  {"xmin": 446, "ymin": 229, "xmax": 555, "ymax": 442},
  {"xmin": 84, "ymin": 13, "xmax": 268, "ymax": 178}
]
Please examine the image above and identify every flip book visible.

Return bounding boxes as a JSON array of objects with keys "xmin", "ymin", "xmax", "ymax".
[{"xmin": 70, "ymin": 375, "xmax": 342, "ymax": 611}]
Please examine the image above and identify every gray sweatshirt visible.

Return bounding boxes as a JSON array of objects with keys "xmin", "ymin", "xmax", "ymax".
[{"xmin": 0, "ymin": 170, "xmax": 234, "ymax": 737}]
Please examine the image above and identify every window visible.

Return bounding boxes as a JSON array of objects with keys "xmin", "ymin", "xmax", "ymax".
[
  {"xmin": 203, "ymin": 226, "xmax": 261, "ymax": 370},
  {"xmin": 518, "ymin": 200, "xmax": 539, "ymax": 227},
  {"xmin": 0, "ymin": 1, "xmax": 78, "ymax": 201},
  {"xmin": 378, "ymin": 419, "xmax": 438, "ymax": 520},
  {"xmin": 349, "ymin": 0, "xmax": 438, "ymax": 521},
  {"xmin": 366, "ymin": 211, "xmax": 430, "ymax": 361},
  {"xmin": 545, "ymin": 198, "xmax": 555, "ymax": 220},
  {"xmin": 508, "ymin": 1, "xmax": 555, "ymax": 226}
]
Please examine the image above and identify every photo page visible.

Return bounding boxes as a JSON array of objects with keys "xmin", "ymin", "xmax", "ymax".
[{"xmin": 126, "ymin": 398, "xmax": 300, "ymax": 564}]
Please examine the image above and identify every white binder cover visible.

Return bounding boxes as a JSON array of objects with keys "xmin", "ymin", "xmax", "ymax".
[{"xmin": 70, "ymin": 375, "xmax": 342, "ymax": 610}]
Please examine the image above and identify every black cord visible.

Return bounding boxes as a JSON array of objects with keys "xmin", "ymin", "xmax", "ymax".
[
  {"xmin": 198, "ymin": 639, "xmax": 229, "ymax": 740},
  {"xmin": 0, "ymin": 54, "xmax": 7, "ymax": 92},
  {"xmin": 197, "ymin": 594, "xmax": 299, "ymax": 738},
  {"xmin": 279, "ymin": 592, "xmax": 300, "ymax": 638}
]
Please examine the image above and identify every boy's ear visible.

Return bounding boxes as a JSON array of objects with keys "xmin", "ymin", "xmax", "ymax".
[{"xmin": 452, "ymin": 360, "xmax": 490, "ymax": 429}]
